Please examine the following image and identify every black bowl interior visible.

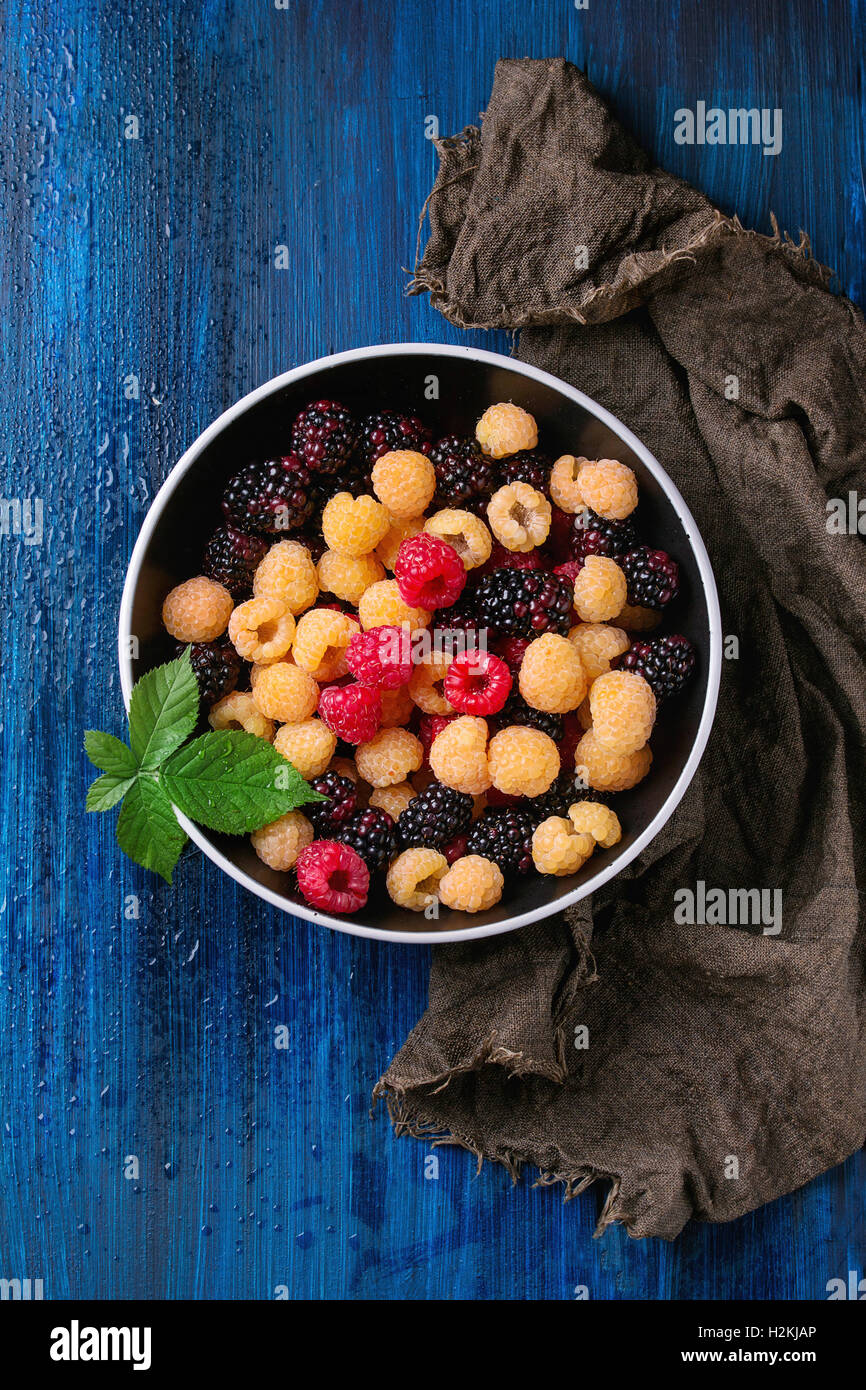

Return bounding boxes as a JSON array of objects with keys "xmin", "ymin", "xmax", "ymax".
[{"xmin": 128, "ymin": 350, "xmax": 712, "ymax": 937}]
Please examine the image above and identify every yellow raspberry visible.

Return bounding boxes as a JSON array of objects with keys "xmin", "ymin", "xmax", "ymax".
[
  {"xmin": 379, "ymin": 685, "xmax": 416, "ymax": 728},
  {"xmin": 576, "ymin": 696, "xmax": 593, "ymax": 730},
  {"xmin": 576, "ymin": 458, "xmax": 638, "ymax": 520},
  {"xmin": 548, "ymin": 455, "xmax": 585, "ymax": 513},
  {"xmin": 162, "ymin": 576, "xmax": 233, "ymax": 642},
  {"xmin": 356, "ymin": 727, "xmax": 423, "ymax": 787},
  {"xmin": 438, "ymin": 855, "xmax": 504, "ymax": 913},
  {"xmin": 408, "ymin": 655, "xmax": 454, "ymax": 715},
  {"xmin": 386, "ymin": 847, "xmax": 449, "ymax": 912},
  {"xmin": 575, "ymin": 728, "xmax": 652, "ymax": 792},
  {"xmin": 429, "ymin": 716, "xmax": 491, "ymax": 795},
  {"xmin": 589, "ymin": 670, "xmax": 656, "ymax": 754},
  {"xmin": 248, "ymin": 660, "xmax": 278, "ymax": 692},
  {"xmin": 486, "ymin": 481, "xmax": 551, "ymax": 552},
  {"xmin": 568, "ymin": 622, "xmax": 630, "ymax": 683},
  {"xmin": 329, "ymin": 755, "xmax": 358, "ymax": 782},
  {"xmin": 251, "ymin": 810, "xmax": 314, "ymax": 871},
  {"xmin": 475, "ymin": 402, "xmax": 537, "ymax": 458},
  {"xmin": 424, "ymin": 509, "xmax": 492, "ymax": 570},
  {"xmin": 316, "ymin": 549, "xmax": 384, "ymax": 605},
  {"xmin": 358, "ymin": 579, "xmax": 431, "ymax": 632},
  {"xmin": 370, "ymin": 782, "xmax": 417, "ymax": 820},
  {"xmin": 487, "ymin": 726, "xmax": 559, "ymax": 798},
  {"xmin": 531, "ymin": 818, "xmax": 595, "ymax": 876},
  {"xmin": 209, "ymin": 691, "xmax": 274, "ymax": 741},
  {"xmin": 568, "ymin": 800, "xmax": 622, "ymax": 849},
  {"xmin": 618, "ymin": 602, "xmax": 662, "ymax": 632},
  {"xmin": 376, "ymin": 515, "xmax": 425, "ymax": 570},
  {"xmin": 371, "ymin": 451, "xmax": 436, "ymax": 519},
  {"xmin": 292, "ymin": 609, "xmax": 359, "ymax": 681},
  {"xmin": 253, "ymin": 540, "xmax": 319, "ymax": 614},
  {"xmin": 228, "ymin": 596, "xmax": 295, "ymax": 663},
  {"xmin": 519, "ymin": 633, "xmax": 587, "ymax": 714},
  {"xmin": 273, "ymin": 718, "xmax": 336, "ymax": 779},
  {"xmin": 321, "ymin": 492, "xmax": 390, "ymax": 557},
  {"xmin": 252, "ymin": 661, "xmax": 318, "ymax": 723},
  {"xmin": 572, "ymin": 556, "xmax": 627, "ymax": 623}
]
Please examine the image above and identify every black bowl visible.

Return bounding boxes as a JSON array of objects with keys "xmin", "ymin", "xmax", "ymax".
[{"xmin": 119, "ymin": 345, "xmax": 721, "ymax": 943}]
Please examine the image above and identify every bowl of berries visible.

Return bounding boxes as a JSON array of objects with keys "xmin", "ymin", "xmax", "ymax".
[{"xmin": 118, "ymin": 344, "xmax": 721, "ymax": 942}]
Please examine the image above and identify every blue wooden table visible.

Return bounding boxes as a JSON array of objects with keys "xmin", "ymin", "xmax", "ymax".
[{"xmin": 1, "ymin": 0, "xmax": 863, "ymax": 1300}]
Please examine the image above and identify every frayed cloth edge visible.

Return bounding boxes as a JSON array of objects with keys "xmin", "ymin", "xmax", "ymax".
[
  {"xmin": 409, "ymin": 208, "xmax": 836, "ymax": 328},
  {"xmin": 371, "ymin": 1086, "xmax": 630, "ymax": 1237},
  {"xmin": 372, "ymin": 1029, "xmax": 569, "ymax": 1105}
]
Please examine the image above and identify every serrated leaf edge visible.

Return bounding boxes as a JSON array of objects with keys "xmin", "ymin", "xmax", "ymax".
[{"xmin": 129, "ymin": 649, "xmax": 200, "ymax": 771}]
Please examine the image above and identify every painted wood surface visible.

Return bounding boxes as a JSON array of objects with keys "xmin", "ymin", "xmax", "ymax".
[{"xmin": 0, "ymin": 0, "xmax": 863, "ymax": 1300}]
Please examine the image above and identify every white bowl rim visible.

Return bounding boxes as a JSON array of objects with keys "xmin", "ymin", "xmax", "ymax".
[{"xmin": 118, "ymin": 342, "xmax": 722, "ymax": 945}]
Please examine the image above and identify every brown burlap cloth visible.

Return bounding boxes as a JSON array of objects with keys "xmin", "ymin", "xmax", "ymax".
[{"xmin": 373, "ymin": 58, "xmax": 866, "ymax": 1238}]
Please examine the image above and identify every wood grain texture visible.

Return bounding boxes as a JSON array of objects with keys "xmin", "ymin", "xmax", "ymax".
[{"xmin": 0, "ymin": 0, "xmax": 863, "ymax": 1300}]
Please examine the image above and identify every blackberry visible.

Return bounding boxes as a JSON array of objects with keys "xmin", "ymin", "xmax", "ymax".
[
  {"xmin": 530, "ymin": 773, "xmax": 605, "ymax": 822},
  {"xmin": 307, "ymin": 465, "xmax": 371, "ymax": 528},
  {"xmin": 497, "ymin": 692, "xmax": 563, "ymax": 741},
  {"xmin": 572, "ymin": 508, "xmax": 638, "ymax": 562},
  {"xmin": 290, "ymin": 399, "xmax": 357, "ymax": 475},
  {"xmin": 202, "ymin": 526, "xmax": 268, "ymax": 598},
  {"xmin": 502, "ymin": 449, "xmax": 552, "ymax": 494},
  {"xmin": 340, "ymin": 466, "xmax": 374, "ymax": 498},
  {"xmin": 617, "ymin": 634, "xmax": 695, "ymax": 700},
  {"xmin": 474, "ymin": 568, "xmax": 573, "ymax": 639},
  {"xmin": 307, "ymin": 771, "xmax": 358, "ymax": 833},
  {"xmin": 437, "ymin": 596, "xmax": 484, "ymax": 656},
  {"xmin": 620, "ymin": 547, "xmax": 679, "ymax": 610},
  {"xmin": 180, "ymin": 638, "xmax": 242, "ymax": 707},
  {"xmin": 334, "ymin": 808, "xmax": 397, "ymax": 873},
  {"xmin": 478, "ymin": 543, "xmax": 546, "ymax": 578},
  {"xmin": 430, "ymin": 434, "xmax": 494, "ymax": 512},
  {"xmin": 442, "ymin": 832, "xmax": 469, "ymax": 864},
  {"xmin": 466, "ymin": 807, "xmax": 535, "ymax": 876},
  {"xmin": 357, "ymin": 409, "xmax": 432, "ymax": 468},
  {"xmin": 397, "ymin": 782, "xmax": 474, "ymax": 849},
  {"xmin": 496, "ymin": 636, "xmax": 531, "ymax": 672},
  {"xmin": 222, "ymin": 455, "xmax": 314, "ymax": 534}
]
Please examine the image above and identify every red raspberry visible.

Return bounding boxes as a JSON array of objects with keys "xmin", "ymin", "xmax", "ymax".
[
  {"xmin": 345, "ymin": 624, "xmax": 413, "ymax": 690},
  {"xmin": 444, "ymin": 650, "xmax": 512, "ymax": 717},
  {"xmin": 548, "ymin": 503, "xmax": 574, "ymax": 562},
  {"xmin": 479, "ymin": 542, "xmax": 545, "ymax": 578},
  {"xmin": 418, "ymin": 713, "xmax": 457, "ymax": 766},
  {"xmin": 553, "ymin": 559, "xmax": 583, "ymax": 590},
  {"xmin": 485, "ymin": 786, "xmax": 521, "ymax": 808},
  {"xmin": 560, "ymin": 714, "xmax": 584, "ymax": 774},
  {"xmin": 295, "ymin": 840, "xmax": 369, "ymax": 914},
  {"xmin": 395, "ymin": 534, "xmax": 467, "ymax": 611},
  {"xmin": 496, "ymin": 636, "xmax": 531, "ymax": 672},
  {"xmin": 318, "ymin": 683, "xmax": 381, "ymax": 744}
]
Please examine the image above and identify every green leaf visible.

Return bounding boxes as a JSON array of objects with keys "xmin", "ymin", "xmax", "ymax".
[
  {"xmin": 84, "ymin": 729, "xmax": 139, "ymax": 778},
  {"xmin": 129, "ymin": 649, "xmax": 200, "ymax": 771},
  {"xmin": 116, "ymin": 777, "xmax": 188, "ymax": 884},
  {"xmin": 160, "ymin": 730, "xmax": 326, "ymax": 835},
  {"xmin": 86, "ymin": 772, "xmax": 137, "ymax": 812}
]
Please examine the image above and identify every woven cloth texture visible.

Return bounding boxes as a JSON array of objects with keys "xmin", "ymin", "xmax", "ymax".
[{"xmin": 375, "ymin": 58, "xmax": 866, "ymax": 1238}]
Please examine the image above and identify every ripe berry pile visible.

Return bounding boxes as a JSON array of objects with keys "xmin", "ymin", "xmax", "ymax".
[{"xmin": 160, "ymin": 398, "xmax": 697, "ymax": 915}]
